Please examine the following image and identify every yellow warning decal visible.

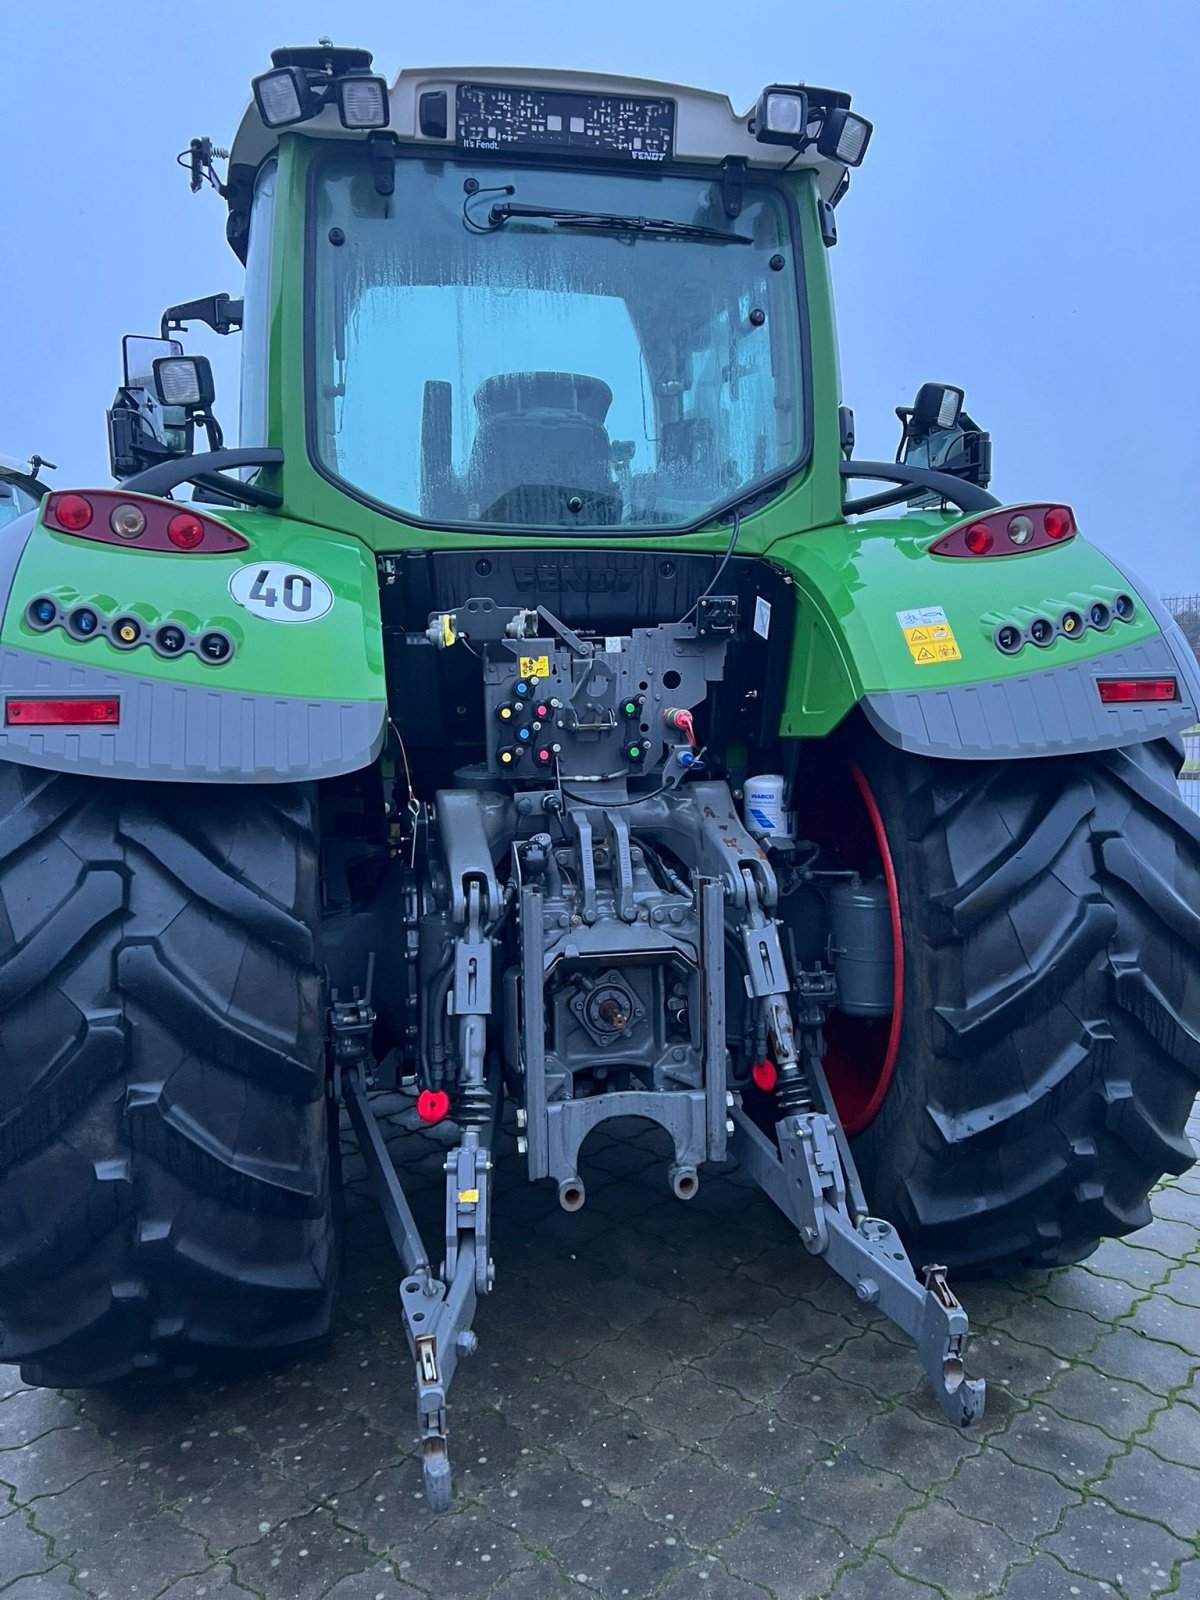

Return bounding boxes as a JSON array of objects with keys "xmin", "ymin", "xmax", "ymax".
[
  {"xmin": 519, "ymin": 655, "xmax": 551, "ymax": 679},
  {"xmin": 896, "ymin": 606, "xmax": 962, "ymax": 666},
  {"xmin": 457, "ymin": 1188, "xmax": 479, "ymax": 1204}
]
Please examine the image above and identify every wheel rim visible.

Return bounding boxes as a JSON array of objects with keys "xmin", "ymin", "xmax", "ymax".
[{"xmin": 819, "ymin": 760, "xmax": 904, "ymax": 1136}]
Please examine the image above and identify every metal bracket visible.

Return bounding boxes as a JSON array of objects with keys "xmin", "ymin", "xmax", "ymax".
[
  {"xmin": 340, "ymin": 1061, "xmax": 490, "ymax": 1513},
  {"xmin": 730, "ymin": 1106, "xmax": 986, "ymax": 1427}
]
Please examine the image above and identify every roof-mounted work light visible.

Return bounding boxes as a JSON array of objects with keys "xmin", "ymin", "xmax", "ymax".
[
  {"xmin": 336, "ymin": 72, "xmax": 390, "ymax": 129},
  {"xmin": 752, "ymin": 86, "xmax": 810, "ymax": 147},
  {"xmin": 815, "ymin": 106, "xmax": 873, "ymax": 167},
  {"xmin": 252, "ymin": 64, "xmax": 321, "ymax": 128}
]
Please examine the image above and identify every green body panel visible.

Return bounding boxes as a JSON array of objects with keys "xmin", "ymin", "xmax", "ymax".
[
  {"xmin": 4, "ymin": 508, "xmax": 386, "ymax": 705},
  {"xmin": 762, "ymin": 513, "xmax": 1159, "ymax": 738}
]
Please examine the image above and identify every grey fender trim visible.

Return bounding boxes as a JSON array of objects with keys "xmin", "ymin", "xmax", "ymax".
[
  {"xmin": 0, "ymin": 642, "xmax": 386, "ymax": 782},
  {"xmin": 862, "ymin": 632, "xmax": 1199, "ymax": 761}
]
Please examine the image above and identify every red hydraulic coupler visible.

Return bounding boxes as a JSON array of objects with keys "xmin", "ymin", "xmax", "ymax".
[{"xmin": 663, "ymin": 707, "xmax": 697, "ymax": 747}]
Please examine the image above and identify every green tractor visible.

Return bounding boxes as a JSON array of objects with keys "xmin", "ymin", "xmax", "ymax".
[{"xmin": 3, "ymin": 45, "xmax": 1198, "ymax": 1510}]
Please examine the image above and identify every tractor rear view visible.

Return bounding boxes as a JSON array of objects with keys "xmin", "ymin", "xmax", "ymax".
[{"xmin": 2, "ymin": 45, "xmax": 1198, "ymax": 1511}]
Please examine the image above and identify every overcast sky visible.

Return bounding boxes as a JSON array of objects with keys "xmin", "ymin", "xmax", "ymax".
[{"xmin": 2, "ymin": 1, "xmax": 1196, "ymax": 593}]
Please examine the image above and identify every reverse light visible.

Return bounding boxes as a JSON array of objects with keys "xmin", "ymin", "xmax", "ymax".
[
  {"xmin": 336, "ymin": 73, "xmax": 390, "ymax": 129},
  {"xmin": 1098, "ymin": 678, "xmax": 1178, "ymax": 704},
  {"xmin": 44, "ymin": 491, "xmax": 249, "ymax": 553},
  {"xmin": 5, "ymin": 697, "xmax": 119, "ymax": 726},
  {"xmin": 109, "ymin": 503, "xmax": 146, "ymax": 539},
  {"xmin": 930, "ymin": 504, "xmax": 1078, "ymax": 558}
]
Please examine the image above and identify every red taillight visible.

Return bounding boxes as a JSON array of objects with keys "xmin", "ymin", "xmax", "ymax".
[
  {"xmin": 167, "ymin": 512, "xmax": 205, "ymax": 550},
  {"xmin": 54, "ymin": 494, "xmax": 93, "ymax": 532},
  {"xmin": 1097, "ymin": 678, "xmax": 1178, "ymax": 704},
  {"xmin": 44, "ymin": 491, "xmax": 248, "ymax": 553},
  {"xmin": 5, "ymin": 697, "xmax": 120, "ymax": 726},
  {"xmin": 964, "ymin": 523, "xmax": 993, "ymax": 555},
  {"xmin": 930, "ymin": 503, "xmax": 1078, "ymax": 558},
  {"xmin": 1043, "ymin": 505, "xmax": 1074, "ymax": 540}
]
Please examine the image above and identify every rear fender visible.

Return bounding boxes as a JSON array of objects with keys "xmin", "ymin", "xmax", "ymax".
[
  {"xmin": 770, "ymin": 512, "xmax": 1200, "ymax": 759},
  {"xmin": 0, "ymin": 498, "xmax": 387, "ymax": 782}
]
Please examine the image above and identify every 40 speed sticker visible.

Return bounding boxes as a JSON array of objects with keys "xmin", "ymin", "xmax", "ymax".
[{"xmin": 229, "ymin": 563, "xmax": 334, "ymax": 624}]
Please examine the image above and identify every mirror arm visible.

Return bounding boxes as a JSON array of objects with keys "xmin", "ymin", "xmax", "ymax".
[
  {"xmin": 840, "ymin": 460, "xmax": 1001, "ymax": 517},
  {"xmin": 120, "ymin": 447, "xmax": 284, "ymax": 504}
]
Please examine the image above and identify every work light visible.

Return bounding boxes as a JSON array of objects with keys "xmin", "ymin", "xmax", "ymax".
[
  {"xmin": 336, "ymin": 72, "xmax": 390, "ymax": 129},
  {"xmin": 752, "ymin": 86, "xmax": 810, "ymax": 146},
  {"xmin": 815, "ymin": 107, "xmax": 873, "ymax": 167},
  {"xmin": 153, "ymin": 355, "xmax": 215, "ymax": 411},
  {"xmin": 252, "ymin": 64, "xmax": 320, "ymax": 128}
]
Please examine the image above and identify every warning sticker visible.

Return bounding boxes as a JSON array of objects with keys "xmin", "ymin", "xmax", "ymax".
[
  {"xmin": 896, "ymin": 606, "xmax": 962, "ymax": 665},
  {"xmin": 519, "ymin": 655, "xmax": 551, "ymax": 679}
]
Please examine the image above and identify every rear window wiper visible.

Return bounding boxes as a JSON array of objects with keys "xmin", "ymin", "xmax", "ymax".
[{"xmin": 484, "ymin": 201, "xmax": 752, "ymax": 245}]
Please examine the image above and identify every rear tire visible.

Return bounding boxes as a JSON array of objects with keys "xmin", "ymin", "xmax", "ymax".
[
  {"xmin": 844, "ymin": 734, "xmax": 1200, "ymax": 1272},
  {"xmin": 0, "ymin": 764, "xmax": 338, "ymax": 1386}
]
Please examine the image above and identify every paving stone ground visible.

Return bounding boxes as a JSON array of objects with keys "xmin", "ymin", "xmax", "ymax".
[{"xmin": 2, "ymin": 1102, "xmax": 1198, "ymax": 1600}]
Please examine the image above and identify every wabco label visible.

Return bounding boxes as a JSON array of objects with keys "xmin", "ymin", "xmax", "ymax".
[{"xmin": 896, "ymin": 605, "xmax": 961, "ymax": 665}]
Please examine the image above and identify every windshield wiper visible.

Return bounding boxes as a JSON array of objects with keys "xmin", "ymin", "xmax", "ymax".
[{"xmin": 485, "ymin": 202, "xmax": 752, "ymax": 245}]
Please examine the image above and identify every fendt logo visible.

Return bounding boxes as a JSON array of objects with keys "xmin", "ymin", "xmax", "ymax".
[{"xmin": 511, "ymin": 565, "xmax": 637, "ymax": 594}]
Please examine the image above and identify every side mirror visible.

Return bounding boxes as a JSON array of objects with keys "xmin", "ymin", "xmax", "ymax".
[
  {"xmin": 153, "ymin": 354, "xmax": 216, "ymax": 411},
  {"xmin": 123, "ymin": 334, "xmax": 182, "ymax": 389}
]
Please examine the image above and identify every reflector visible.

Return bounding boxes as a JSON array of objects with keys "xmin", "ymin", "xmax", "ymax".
[
  {"xmin": 6, "ymin": 698, "xmax": 119, "ymax": 726},
  {"xmin": 1097, "ymin": 678, "xmax": 1178, "ymax": 704}
]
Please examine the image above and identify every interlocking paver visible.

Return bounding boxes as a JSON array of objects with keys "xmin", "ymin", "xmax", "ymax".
[
  {"xmin": 825, "ymin": 1553, "xmax": 943, "ymax": 1599},
  {"xmin": 875, "ymin": 1496, "xmax": 1029, "ymax": 1596},
  {"xmin": 715, "ymin": 1500, "xmax": 856, "ymax": 1596},
  {"xmin": 0, "ymin": 1512, "xmax": 56, "ymax": 1587},
  {"xmin": 548, "ymin": 1501, "xmax": 686, "ymax": 1599},
  {"xmin": 1096, "ymin": 1443, "xmax": 1200, "ymax": 1543},
  {"xmin": 631, "ymin": 1448, "xmax": 773, "ymax": 1544},
  {"xmin": 1044, "ymin": 1364, "xmax": 1164, "ymax": 1444},
  {"xmin": 992, "ymin": 1404, "xmax": 1120, "ymax": 1483},
  {"xmin": 1, "ymin": 1116, "xmax": 1198, "ymax": 1600},
  {"xmin": 0, "ymin": 1571, "xmax": 83, "ymax": 1599},
  {"xmin": 230, "ymin": 1507, "xmax": 385, "ymax": 1600},
  {"xmin": 784, "ymin": 1450, "xmax": 921, "ymax": 1541},
  {"xmin": 939, "ymin": 1448, "xmax": 1083, "ymax": 1542},
  {"xmin": 1042, "ymin": 1497, "xmax": 1187, "ymax": 1597},
  {"xmin": 558, "ymin": 1408, "xmax": 680, "ymax": 1494},
  {"xmin": 68, "ymin": 1508, "xmax": 213, "ymax": 1599},
  {"xmin": 996, "ymin": 1552, "xmax": 1118, "ymax": 1598},
  {"xmin": 1086, "ymin": 1325, "xmax": 1197, "ymax": 1393}
]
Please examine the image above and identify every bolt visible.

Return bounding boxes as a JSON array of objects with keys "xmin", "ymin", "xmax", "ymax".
[
  {"xmin": 456, "ymin": 1330, "xmax": 479, "ymax": 1356},
  {"xmin": 725, "ymin": 1118, "xmax": 735, "ymax": 1135},
  {"xmin": 515, "ymin": 1107, "xmax": 527, "ymax": 1128},
  {"xmin": 725, "ymin": 1090, "xmax": 734, "ymax": 1108},
  {"xmin": 516, "ymin": 1135, "xmax": 527, "ymax": 1155},
  {"xmin": 801, "ymin": 1225, "xmax": 819, "ymax": 1245},
  {"xmin": 855, "ymin": 1278, "xmax": 880, "ymax": 1305}
]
